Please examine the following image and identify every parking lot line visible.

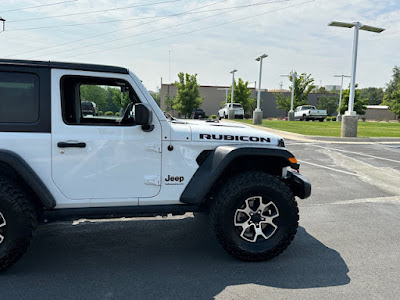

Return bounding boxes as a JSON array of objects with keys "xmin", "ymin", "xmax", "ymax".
[
  {"xmin": 309, "ymin": 144, "xmax": 400, "ymax": 164},
  {"xmin": 299, "ymin": 160, "xmax": 361, "ymax": 176}
]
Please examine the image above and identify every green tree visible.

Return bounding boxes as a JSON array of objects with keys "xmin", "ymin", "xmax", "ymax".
[
  {"xmin": 383, "ymin": 66, "xmax": 400, "ymax": 115},
  {"xmin": 383, "ymin": 83, "xmax": 400, "ymax": 116},
  {"xmin": 384, "ymin": 66, "xmax": 400, "ymax": 100},
  {"xmin": 226, "ymin": 78, "xmax": 256, "ymax": 113},
  {"xmin": 339, "ymin": 85, "xmax": 368, "ymax": 115},
  {"xmin": 164, "ymin": 94, "xmax": 174, "ymax": 112},
  {"xmin": 111, "ymin": 88, "xmax": 130, "ymax": 112},
  {"xmin": 80, "ymin": 85, "xmax": 108, "ymax": 112},
  {"xmin": 275, "ymin": 72, "xmax": 316, "ymax": 112},
  {"xmin": 150, "ymin": 91, "xmax": 161, "ymax": 106},
  {"xmin": 317, "ymin": 95, "xmax": 339, "ymax": 116},
  {"xmin": 173, "ymin": 72, "xmax": 204, "ymax": 118},
  {"xmin": 359, "ymin": 87, "xmax": 384, "ymax": 105}
]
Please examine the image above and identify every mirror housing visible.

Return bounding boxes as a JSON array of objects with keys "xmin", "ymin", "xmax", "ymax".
[{"xmin": 134, "ymin": 103, "xmax": 154, "ymax": 132}]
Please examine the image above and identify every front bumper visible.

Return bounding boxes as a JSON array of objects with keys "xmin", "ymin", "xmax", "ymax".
[{"xmin": 284, "ymin": 171, "xmax": 311, "ymax": 199}]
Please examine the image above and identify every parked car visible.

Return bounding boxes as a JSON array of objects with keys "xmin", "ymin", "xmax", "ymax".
[
  {"xmin": 218, "ymin": 103, "xmax": 244, "ymax": 119},
  {"xmin": 81, "ymin": 101, "xmax": 98, "ymax": 116},
  {"xmin": 294, "ymin": 105, "xmax": 327, "ymax": 122},
  {"xmin": 192, "ymin": 108, "xmax": 206, "ymax": 119}
]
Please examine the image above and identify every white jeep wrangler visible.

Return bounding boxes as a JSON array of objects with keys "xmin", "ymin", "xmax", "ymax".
[{"xmin": 0, "ymin": 59, "xmax": 311, "ymax": 271}]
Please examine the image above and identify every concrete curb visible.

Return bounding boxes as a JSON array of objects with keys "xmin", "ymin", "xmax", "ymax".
[{"xmin": 227, "ymin": 120, "xmax": 400, "ymax": 143}]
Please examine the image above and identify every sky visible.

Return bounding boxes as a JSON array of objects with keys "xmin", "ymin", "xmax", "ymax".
[{"xmin": 1, "ymin": 0, "xmax": 400, "ymax": 92}]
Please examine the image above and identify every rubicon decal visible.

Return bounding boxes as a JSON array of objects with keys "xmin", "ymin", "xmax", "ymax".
[
  {"xmin": 165, "ymin": 175, "xmax": 185, "ymax": 185},
  {"xmin": 199, "ymin": 134, "xmax": 270, "ymax": 143}
]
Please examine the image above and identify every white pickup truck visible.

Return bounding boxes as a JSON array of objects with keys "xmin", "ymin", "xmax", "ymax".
[
  {"xmin": 294, "ymin": 105, "xmax": 327, "ymax": 122},
  {"xmin": 218, "ymin": 103, "xmax": 244, "ymax": 119}
]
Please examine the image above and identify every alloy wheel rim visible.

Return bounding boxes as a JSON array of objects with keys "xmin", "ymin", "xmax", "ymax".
[
  {"xmin": 234, "ymin": 196, "xmax": 279, "ymax": 243},
  {"xmin": 0, "ymin": 212, "xmax": 6, "ymax": 244}
]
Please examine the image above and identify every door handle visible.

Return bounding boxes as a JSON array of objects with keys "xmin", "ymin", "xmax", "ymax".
[{"xmin": 57, "ymin": 142, "xmax": 86, "ymax": 148}]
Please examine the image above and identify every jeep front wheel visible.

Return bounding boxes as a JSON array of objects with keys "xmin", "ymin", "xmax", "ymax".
[
  {"xmin": 210, "ymin": 172, "xmax": 298, "ymax": 261},
  {"xmin": 0, "ymin": 178, "xmax": 37, "ymax": 271}
]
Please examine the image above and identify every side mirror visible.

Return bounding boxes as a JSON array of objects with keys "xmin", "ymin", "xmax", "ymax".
[{"xmin": 134, "ymin": 103, "xmax": 154, "ymax": 132}]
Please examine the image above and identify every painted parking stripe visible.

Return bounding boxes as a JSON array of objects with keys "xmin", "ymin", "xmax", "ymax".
[
  {"xmin": 311, "ymin": 145, "xmax": 400, "ymax": 164},
  {"xmin": 300, "ymin": 160, "xmax": 361, "ymax": 177}
]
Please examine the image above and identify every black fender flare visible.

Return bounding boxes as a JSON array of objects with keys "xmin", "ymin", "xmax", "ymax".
[
  {"xmin": 0, "ymin": 150, "xmax": 56, "ymax": 209},
  {"xmin": 180, "ymin": 146, "xmax": 299, "ymax": 205}
]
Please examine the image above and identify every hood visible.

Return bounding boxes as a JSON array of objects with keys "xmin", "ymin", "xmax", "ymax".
[{"xmin": 169, "ymin": 119, "xmax": 284, "ymax": 147}]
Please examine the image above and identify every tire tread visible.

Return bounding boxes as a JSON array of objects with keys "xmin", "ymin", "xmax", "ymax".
[{"xmin": 209, "ymin": 172, "xmax": 299, "ymax": 261}]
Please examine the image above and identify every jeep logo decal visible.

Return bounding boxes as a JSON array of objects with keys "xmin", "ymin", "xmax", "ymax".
[
  {"xmin": 199, "ymin": 134, "xmax": 270, "ymax": 143},
  {"xmin": 165, "ymin": 175, "xmax": 184, "ymax": 185}
]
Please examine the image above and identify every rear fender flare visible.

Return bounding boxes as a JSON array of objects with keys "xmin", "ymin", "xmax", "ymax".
[{"xmin": 0, "ymin": 150, "xmax": 56, "ymax": 209}]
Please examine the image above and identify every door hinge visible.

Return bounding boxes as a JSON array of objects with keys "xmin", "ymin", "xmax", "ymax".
[
  {"xmin": 145, "ymin": 175, "xmax": 161, "ymax": 186},
  {"xmin": 145, "ymin": 143, "xmax": 161, "ymax": 153}
]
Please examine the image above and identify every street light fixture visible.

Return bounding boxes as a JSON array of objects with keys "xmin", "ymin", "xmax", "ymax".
[
  {"xmin": 228, "ymin": 69, "xmax": 237, "ymax": 119},
  {"xmin": 280, "ymin": 72, "xmax": 297, "ymax": 121},
  {"xmin": 253, "ymin": 54, "xmax": 268, "ymax": 125},
  {"xmin": 328, "ymin": 21, "xmax": 385, "ymax": 137},
  {"xmin": 334, "ymin": 74, "xmax": 350, "ymax": 121}
]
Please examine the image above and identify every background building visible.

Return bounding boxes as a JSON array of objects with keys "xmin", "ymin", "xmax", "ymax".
[{"xmin": 160, "ymin": 84, "xmax": 327, "ymax": 118}]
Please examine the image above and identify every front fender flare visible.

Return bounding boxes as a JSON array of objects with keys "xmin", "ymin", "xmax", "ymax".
[{"xmin": 180, "ymin": 146, "xmax": 298, "ymax": 205}]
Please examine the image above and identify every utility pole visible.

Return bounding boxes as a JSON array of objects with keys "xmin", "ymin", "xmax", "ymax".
[{"xmin": 168, "ymin": 50, "xmax": 171, "ymax": 83}]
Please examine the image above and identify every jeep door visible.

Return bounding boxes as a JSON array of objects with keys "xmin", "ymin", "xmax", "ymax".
[{"xmin": 51, "ymin": 69, "xmax": 161, "ymax": 202}]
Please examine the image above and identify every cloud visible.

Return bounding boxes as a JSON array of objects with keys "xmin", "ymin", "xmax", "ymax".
[{"xmin": 1, "ymin": 0, "xmax": 398, "ymax": 90}]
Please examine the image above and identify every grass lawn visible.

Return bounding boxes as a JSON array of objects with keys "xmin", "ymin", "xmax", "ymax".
[{"xmin": 235, "ymin": 119, "xmax": 400, "ymax": 137}]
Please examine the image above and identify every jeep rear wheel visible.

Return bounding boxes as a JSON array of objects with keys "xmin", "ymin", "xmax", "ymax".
[
  {"xmin": 0, "ymin": 178, "xmax": 37, "ymax": 271},
  {"xmin": 210, "ymin": 172, "xmax": 298, "ymax": 261}
]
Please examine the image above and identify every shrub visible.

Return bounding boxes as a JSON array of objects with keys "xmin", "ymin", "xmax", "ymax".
[
  {"xmin": 98, "ymin": 111, "xmax": 103, "ymax": 116},
  {"xmin": 211, "ymin": 115, "xmax": 217, "ymax": 119},
  {"xmin": 331, "ymin": 117, "xmax": 337, "ymax": 121},
  {"xmin": 115, "ymin": 112, "xmax": 120, "ymax": 116},
  {"xmin": 105, "ymin": 111, "xmax": 114, "ymax": 116},
  {"xmin": 325, "ymin": 116, "xmax": 332, "ymax": 121}
]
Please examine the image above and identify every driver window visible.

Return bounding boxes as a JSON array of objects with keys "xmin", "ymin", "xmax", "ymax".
[{"xmin": 61, "ymin": 75, "xmax": 139, "ymax": 126}]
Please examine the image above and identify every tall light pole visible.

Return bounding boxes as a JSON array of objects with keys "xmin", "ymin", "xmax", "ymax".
[
  {"xmin": 328, "ymin": 21, "xmax": 384, "ymax": 137},
  {"xmin": 0, "ymin": 17, "xmax": 5, "ymax": 32},
  {"xmin": 253, "ymin": 54, "xmax": 268, "ymax": 125},
  {"xmin": 334, "ymin": 74, "xmax": 350, "ymax": 121},
  {"xmin": 228, "ymin": 69, "xmax": 237, "ymax": 119},
  {"xmin": 281, "ymin": 71, "xmax": 297, "ymax": 121}
]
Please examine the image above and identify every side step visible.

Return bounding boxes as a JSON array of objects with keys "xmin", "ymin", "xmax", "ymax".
[{"xmin": 43, "ymin": 204, "xmax": 199, "ymax": 223}]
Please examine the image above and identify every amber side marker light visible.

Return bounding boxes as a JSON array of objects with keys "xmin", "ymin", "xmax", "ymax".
[{"xmin": 288, "ymin": 157, "xmax": 297, "ymax": 164}]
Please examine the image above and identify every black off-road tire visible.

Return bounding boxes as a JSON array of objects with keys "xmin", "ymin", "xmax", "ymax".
[
  {"xmin": 0, "ymin": 178, "xmax": 38, "ymax": 271},
  {"xmin": 209, "ymin": 172, "xmax": 298, "ymax": 261}
]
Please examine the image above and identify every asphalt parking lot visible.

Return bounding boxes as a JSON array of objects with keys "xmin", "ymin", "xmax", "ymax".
[{"xmin": 1, "ymin": 140, "xmax": 400, "ymax": 300}]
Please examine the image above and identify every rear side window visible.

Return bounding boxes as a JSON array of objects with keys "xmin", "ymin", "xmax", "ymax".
[{"xmin": 0, "ymin": 72, "xmax": 39, "ymax": 123}]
